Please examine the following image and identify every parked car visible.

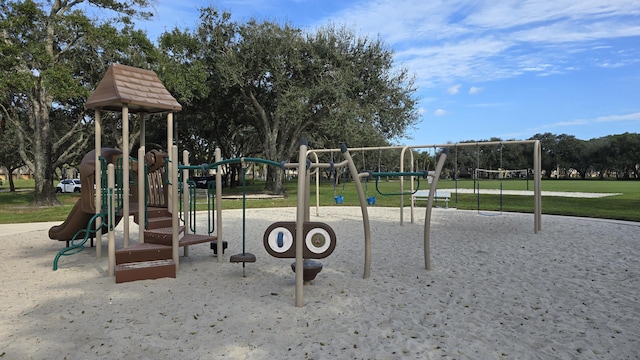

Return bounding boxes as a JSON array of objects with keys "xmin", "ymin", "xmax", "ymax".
[
  {"xmin": 190, "ymin": 175, "xmax": 228, "ymax": 189},
  {"xmin": 56, "ymin": 179, "xmax": 82, "ymax": 193},
  {"xmin": 190, "ymin": 175, "xmax": 217, "ymax": 189}
]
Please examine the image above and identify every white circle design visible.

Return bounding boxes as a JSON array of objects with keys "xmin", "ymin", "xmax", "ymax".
[
  {"xmin": 305, "ymin": 228, "xmax": 332, "ymax": 254},
  {"xmin": 267, "ymin": 227, "xmax": 294, "ymax": 253}
]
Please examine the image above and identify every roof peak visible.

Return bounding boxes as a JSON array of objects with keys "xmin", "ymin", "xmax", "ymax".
[{"xmin": 85, "ymin": 63, "xmax": 182, "ymax": 113}]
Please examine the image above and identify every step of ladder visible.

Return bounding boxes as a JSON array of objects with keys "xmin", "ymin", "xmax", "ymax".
[
  {"xmin": 115, "ymin": 243, "xmax": 172, "ymax": 265},
  {"xmin": 115, "ymin": 259, "xmax": 176, "ymax": 283},
  {"xmin": 144, "ymin": 226, "xmax": 186, "ymax": 246}
]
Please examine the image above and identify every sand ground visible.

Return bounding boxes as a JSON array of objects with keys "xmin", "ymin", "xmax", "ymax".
[{"xmin": 1, "ymin": 207, "xmax": 638, "ymax": 359}]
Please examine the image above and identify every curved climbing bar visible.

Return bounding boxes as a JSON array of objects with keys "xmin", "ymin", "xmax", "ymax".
[
  {"xmin": 424, "ymin": 152, "xmax": 447, "ymax": 271},
  {"xmin": 340, "ymin": 145, "xmax": 372, "ymax": 279}
]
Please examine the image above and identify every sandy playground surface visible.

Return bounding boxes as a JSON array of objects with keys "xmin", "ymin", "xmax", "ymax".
[{"xmin": 0, "ymin": 206, "xmax": 638, "ymax": 359}]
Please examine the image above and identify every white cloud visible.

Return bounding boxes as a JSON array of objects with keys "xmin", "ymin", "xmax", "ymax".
[
  {"xmin": 466, "ymin": 102, "xmax": 508, "ymax": 108},
  {"xmin": 523, "ymin": 64, "xmax": 552, "ymax": 72},
  {"xmin": 469, "ymin": 86, "xmax": 482, "ymax": 94},
  {"xmin": 319, "ymin": 1, "xmax": 640, "ymax": 88},
  {"xmin": 594, "ymin": 112, "xmax": 640, "ymax": 123},
  {"xmin": 448, "ymin": 84, "xmax": 461, "ymax": 95},
  {"xmin": 532, "ymin": 111, "xmax": 640, "ymax": 132},
  {"xmin": 434, "ymin": 109, "xmax": 448, "ymax": 116},
  {"xmin": 598, "ymin": 62, "xmax": 626, "ymax": 68}
]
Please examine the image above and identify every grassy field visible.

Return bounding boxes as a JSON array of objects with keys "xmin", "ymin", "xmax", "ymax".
[{"xmin": 1, "ymin": 177, "xmax": 638, "ymax": 224}]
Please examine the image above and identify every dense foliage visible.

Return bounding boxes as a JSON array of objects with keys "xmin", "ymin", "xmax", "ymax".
[
  {"xmin": 0, "ymin": 3, "xmax": 637, "ymax": 204},
  {"xmin": 430, "ymin": 133, "xmax": 640, "ymax": 180},
  {"xmin": 0, "ymin": 0, "xmax": 154, "ymax": 203},
  {"xmin": 157, "ymin": 9, "xmax": 418, "ymax": 192}
]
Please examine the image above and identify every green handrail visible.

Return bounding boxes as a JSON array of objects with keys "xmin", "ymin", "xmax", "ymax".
[
  {"xmin": 178, "ymin": 157, "xmax": 284, "ymax": 235},
  {"xmin": 188, "ymin": 179, "xmax": 197, "ymax": 233},
  {"xmin": 53, "ymin": 212, "xmax": 107, "ymax": 270},
  {"xmin": 179, "ymin": 157, "xmax": 284, "ymax": 172}
]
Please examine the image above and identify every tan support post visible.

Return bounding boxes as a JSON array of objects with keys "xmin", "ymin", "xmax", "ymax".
[
  {"xmin": 138, "ymin": 146, "xmax": 145, "ymax": 243},
  {"xmin": 182, "ymin": 150, "xmax": 190, "ymax": 257},
  {"xmin": 95, "ymin": 109, "xmax": 102, "ymax": 258},
  {"xmin": 167, "ymin": 112, "xmax": 174, "ymax": 211},
  {"xmin": 215, "ymin": 148, "xmax": 223, "ymax": 262},
  {"xmin": 295, "ymin": 142, "xmax": 307, "ymax": 307},
  {"xmin": 122, "ymin": 104, "xmax": 130, "ymax": 247},
  {"xmin": 171, "ymin": 145, "xmax": 180, "ymax": 270},
  {"xmin": 534, "ymin": 140, "xmax": 542, "ymax": 233},
  {"xmin": 107, "ymin": 163, "xmax": 116, "ymax": 276}
]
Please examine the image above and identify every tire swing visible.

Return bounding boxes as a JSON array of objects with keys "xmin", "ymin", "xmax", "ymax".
[{"xmin": 229, "ymin": 161, "xmax": 256, "ymax": 276}]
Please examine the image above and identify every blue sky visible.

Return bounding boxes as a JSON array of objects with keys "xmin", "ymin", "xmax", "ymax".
[{"xmin": 136, "ymin": 0, "xmax": 640, "ymax": 146}]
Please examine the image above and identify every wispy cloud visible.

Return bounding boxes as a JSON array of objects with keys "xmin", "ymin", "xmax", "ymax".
[
  {"xmin": 434, "ymin": 109, "xmax": 448, "ymax": 116},
  {"xmin": 593, "ymin": 112, "xmax": 640, "ymax": 123},
  {"xmin": 319, "ymin": 1, "xmax": 640, "ymax": 88},
  {"xmin": 465, "ymin": 102, "xmax": 508, "ymax": 108},
  {"xmin": 469, "ymin": 86, "xmax": 482, "ymax": 94},
  {"xmin": 447, "ymin": 84, "xmax": 461, "ymax": 95},
  {"xmin": 532, "ymin": 111, "xmax": 640, "ymax": 132}
]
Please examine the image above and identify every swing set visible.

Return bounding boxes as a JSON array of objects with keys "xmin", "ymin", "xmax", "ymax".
[{"xmin": 310, "ymin": 141, "xmax": 543, "ymax": 231}]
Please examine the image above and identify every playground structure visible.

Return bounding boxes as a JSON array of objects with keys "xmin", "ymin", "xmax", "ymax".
[
  {"xmin": 45, "ymin": 64, "xmax": 360, "ymax": 306},
  {"xmin": 51, "ymin": 63, "xmax": 209, "ymax": 282},
  {"xmin": 49, "ymin": 63, "xmax": 542, "ymax": 306}
]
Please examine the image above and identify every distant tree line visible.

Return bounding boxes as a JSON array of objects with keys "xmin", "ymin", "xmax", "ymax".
[{"xmin": 425, "ymin": 132, "xmax": 639, "ymax": 180}]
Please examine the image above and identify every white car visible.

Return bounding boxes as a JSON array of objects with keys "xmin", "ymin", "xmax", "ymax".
[{"xmin": 56, "ymin": 179, "xmax": 82, "ymax": 193}]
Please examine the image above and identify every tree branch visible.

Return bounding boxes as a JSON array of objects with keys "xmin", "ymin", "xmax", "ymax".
[
  {"xmin": 245, "ymin": 87, "xmax": 272, "ymax": 134},
  {"xmin": 12, "ymin": 119, "xmax": 34, "ymax": 172}
]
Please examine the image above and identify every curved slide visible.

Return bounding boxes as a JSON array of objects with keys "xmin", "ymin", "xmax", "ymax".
[
  {"xmin": 48, "ymin": 199, "xmax": 97, "ymax": 243},
  {"xmin": 49, "ymin": 148, "xmax": 123, "ymax": 245}
]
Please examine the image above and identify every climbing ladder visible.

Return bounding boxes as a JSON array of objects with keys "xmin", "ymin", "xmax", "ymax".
[{"xmin": 114, "ymin": 152, "xmax": 217, "ymax": 283}]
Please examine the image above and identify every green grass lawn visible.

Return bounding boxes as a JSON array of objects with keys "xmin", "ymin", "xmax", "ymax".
[{"xmin": 1, "ymin": 177, "xmax": 638, "ymax": 224}]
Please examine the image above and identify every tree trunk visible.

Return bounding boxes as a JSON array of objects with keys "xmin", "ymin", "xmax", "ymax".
[
  {"xmin": 7, "ymin": 167, "xmax": 18, "ymax": 192},
  {"xmin": 262, "ymin": 131, "xmax": 285, "ymax": 194},
  {"xmin": 8, "ymin": 177, "xmax": 15, "ymax": 192},
  {"xmin": 264, "ymin": 166, "xmax": 284, "ymax": 193},
  {"xmin": 244, "ymin": 88, "xmax": 286, "ymax": 194},
  {"xmin": 29, "ymin": 84, "xmax": 59, "ymax": 206}
]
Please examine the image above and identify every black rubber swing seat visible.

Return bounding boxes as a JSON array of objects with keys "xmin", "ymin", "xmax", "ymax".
[{"xmin": 230, "ymin": 253, "xmax": 256, "ymax": 263}]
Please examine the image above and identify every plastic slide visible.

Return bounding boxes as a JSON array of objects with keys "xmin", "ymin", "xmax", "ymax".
[
  {"xmin": 49, "ymin": 148, "xmax": 122, "ymax": 244},
  {"xmin": 48, "ymin": 199, "xmax": 97, "ymax": 242}
]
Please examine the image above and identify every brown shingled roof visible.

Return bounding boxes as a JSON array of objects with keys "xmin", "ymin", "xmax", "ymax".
[{"xmin": 85, "ymin": 63, "xmax": 182, "ymax": 113}]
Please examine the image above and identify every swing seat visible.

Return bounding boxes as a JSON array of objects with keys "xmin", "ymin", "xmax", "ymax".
[
  {"xmin": 334, "ymin": 195, "xmax": 344, "ymax": 204},
  {"xmin": 367, "ymin": 196, "xmax": 376, "ymax": 206},
  {"xmin": 230, "ymin": 252, "xmax": 256, "ymax": 263}
]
